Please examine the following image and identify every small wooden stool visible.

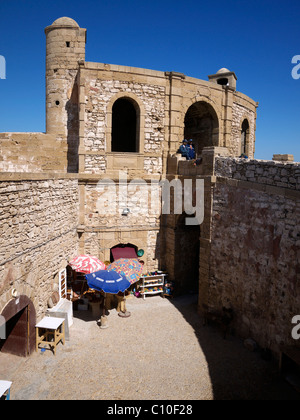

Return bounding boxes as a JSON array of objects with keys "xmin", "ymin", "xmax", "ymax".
[{"xmin": 35, "ymin": 317, "xmax": 65, "ymax": 356}]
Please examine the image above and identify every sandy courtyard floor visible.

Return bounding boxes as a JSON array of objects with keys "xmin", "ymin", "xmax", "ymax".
[{"xmin": 0, "ymin": 294, "xmax": 299, "ymax": 400}]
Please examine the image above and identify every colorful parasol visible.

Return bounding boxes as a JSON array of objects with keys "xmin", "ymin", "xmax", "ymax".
[
  {"xmin": 68, "ymin": 255, "xmax": 106, "ymax": 274},
  {"xmin": 107, "ymin": 258, "xmax": 144, "ymax": 284}
]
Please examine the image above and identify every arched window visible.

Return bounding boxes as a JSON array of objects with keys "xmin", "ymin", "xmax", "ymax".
[
  {"xmin": 112, "ymin": 98, "xmax": 138, "ymax": 152},
  {"xmin": 241, "ymin": 119, "xmax": 249, "ymax": 155}
]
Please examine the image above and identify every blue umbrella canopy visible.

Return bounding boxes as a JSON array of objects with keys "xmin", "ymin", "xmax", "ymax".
[{"xmin": 85, "ymin": 270, "xmax": 130, "ymax": 294}]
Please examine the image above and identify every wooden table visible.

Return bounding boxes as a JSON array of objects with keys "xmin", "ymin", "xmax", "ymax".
[{"xmin": 35, "ymin": 317, "xmax": 65, "ymax": 356}]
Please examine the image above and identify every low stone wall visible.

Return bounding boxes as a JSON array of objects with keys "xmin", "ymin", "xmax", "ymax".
[
  {"xmin": 0, "ymin": 133, "xmax": 68, "ymax": 173},
  {"xmin": 215, "ymin": 157, "xmax": 300, "ymax": 190},
  {"xmin": 0, "ymin": 174, "xmax": 79, "ymax": 320}
]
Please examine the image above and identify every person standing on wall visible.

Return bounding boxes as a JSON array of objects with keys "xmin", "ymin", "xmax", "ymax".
[
  {"xmin": 179, "ymin": 139, "xmax": 190, "ymax": 159},
  {"xmin": 188, "ymin": 139, "xmax": 195, "ymax": 160}
]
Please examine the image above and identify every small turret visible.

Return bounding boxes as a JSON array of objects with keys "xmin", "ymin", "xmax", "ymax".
[{"xmin": 208, "ymin": 68, "xmax": 237, "ymax": 90}]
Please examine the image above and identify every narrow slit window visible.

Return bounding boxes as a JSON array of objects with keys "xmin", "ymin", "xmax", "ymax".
[{"xmin": 241, "ymin": 119, "xmax": 249, "ymax": 155}]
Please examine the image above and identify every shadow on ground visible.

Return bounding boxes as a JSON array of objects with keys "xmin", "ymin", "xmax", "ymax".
[{"xmin": 170, "ymin": 294, "xmax": 300, "ymax": 400}]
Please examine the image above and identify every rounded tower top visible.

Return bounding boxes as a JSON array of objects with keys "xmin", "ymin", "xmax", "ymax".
[
  {"xmin": 45, "ymin": 17, "xmax": 81, "ymax": 34},
  {"xmin": 51, "ymin": 17, "xmax": 80, "ymax": 27},
  {"xmin": 216, "ymin": 67, "xmax": 231, "ymax": 74}
]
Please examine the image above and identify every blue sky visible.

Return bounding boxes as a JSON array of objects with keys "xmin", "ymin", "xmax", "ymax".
[{"xmin": 0, "ymin": 0, "xmax": 299, "ymax": 161}]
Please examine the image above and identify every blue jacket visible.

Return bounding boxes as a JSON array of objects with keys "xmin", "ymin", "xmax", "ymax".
[
  {"xmin": 188, "ymin": 145, "xmax": 195, "ymax": 159},
  {"xmin": 179, "ymin": 144, "xmax": 189, "ymax": 159}
]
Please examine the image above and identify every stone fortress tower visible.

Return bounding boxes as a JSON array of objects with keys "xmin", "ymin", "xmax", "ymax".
[
  {"xmin": 45, "ymin": 17, "xmax": 86, "ymax": 135},
  {"xmin": 45, "ymin": 17, "xmax": 86, "ymax": 171},
  {"xmin": 0, "ymin": 15, "xmax": 260, "ymax": 299},
  {"xmin": 41, "ymin": 17, "xmax": 257, "ymax": 296},
  {"xmin": 1, "ymin": 17, "xmax": 298, "ymax": 359},
  {"xmin": 42, "ymin": 18, "xmax": 258, "ymax": 292},
  {"xmin": 43, "ymin": 16, "xmax": 258, "ymax": 178}
]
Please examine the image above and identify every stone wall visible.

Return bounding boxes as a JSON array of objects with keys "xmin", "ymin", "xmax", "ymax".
[
  {"xmin": 0, "ymin": 133, "xmax": 67, "ymax": 173},
  {"xmin": 82, "ymin": 69, "xmax": 166, "ymax": 175},
  {"xmin": 231, "ymin": 102, "xmax": 256, "ymax": 158},
  {"xmin": 78, "ymin": 178, "xmax": 162, "ymax": 271},
  {"xmin": 0, "ymin": 174, "xmax": 79, "ymax": 320},
  {"xmin": 81, "ymin": 229, "xmax": 160, "ymax": 273},
  {"xmin": 204, "ymin": 157, "xmax": 300, "ymax": 355},
  {"xmin": 215, "ymin": 157, "xmax": 300, "ymax": 190},
  {"xmin": 84, "ymin": 78, "xmax": 165, "ymax": 153}
]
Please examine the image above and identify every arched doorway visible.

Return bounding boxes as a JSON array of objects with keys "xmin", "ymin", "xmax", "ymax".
[
  {"xmin": 110, "ymin": 243, "xmax": 138, "ymax": 262},
  {"xmin": 184, "ymin": 101, "xmax": 219, "ymax": 156},
  {"xmin": 112, "ymin": 98, "xmax": 139, "ymax": 152},
  {"xmin": 0, "ymin": 295, "xmax": 36, "ymax": 357}
]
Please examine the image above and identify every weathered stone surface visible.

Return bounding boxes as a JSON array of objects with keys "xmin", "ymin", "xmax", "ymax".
[
  {"xmin": 205, "ymin": 157, "xmax": 300, "ymax": 355},
  {"xmin": 0, "ymin": 177, "xmax": 79, "ymax": 320},
  {"xmin": 215, "ymin": 157, "xmax": 300, "ymax": 190}
]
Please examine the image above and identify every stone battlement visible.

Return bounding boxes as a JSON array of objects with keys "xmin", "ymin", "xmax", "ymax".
[{"xmin": 215, "ymin": 156, "xmax": 300, "ymax": 191}]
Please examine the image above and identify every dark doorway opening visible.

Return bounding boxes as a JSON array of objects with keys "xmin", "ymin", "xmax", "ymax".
[
  {"xmin": 112, "ymin": 98, "xmax": 138, "ymax": 152},
  {"xmin": 184, "ymin": 101, "xmax": 219, "ymax": 157},
  {"xmin": 0, "ymin": 296, "xmax": 36, "ymax": 357},
  {"xmin": 174, "ymin": 214, "xmax": 200, "ymax": 295},
  {"xmin": 110, "ymin": 243, "xmax": 139, "ymax": 263}
]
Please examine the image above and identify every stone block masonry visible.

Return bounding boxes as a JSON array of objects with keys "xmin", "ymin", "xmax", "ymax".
[
  {"xmin": 215, "ymin": 157, "xmax": 300, "ymax": 190},
  {"xmin": 0, "ymin": 16, "xmax": 269, "ymax": 360},
  {"xmin": 231, "ymin": 103, "xmax": 256, "ymax": 158},
  {"xmin": 0, "ymin": 133, "xmax": 68, "ymax": 173},
  {"xmin": 204, "ymin": 156, "xmax": 300, "ymax": 355},
  {"xmin": 0, "ymin": 174, "xmax": 79, "ymax": 320},
  {"xmin": 78, "ymin": 179, "xmax": 162, "ymax": 272},
  {"xmin": 83, "ymin": 74, "xmax": 166, "ymax": 175}
]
